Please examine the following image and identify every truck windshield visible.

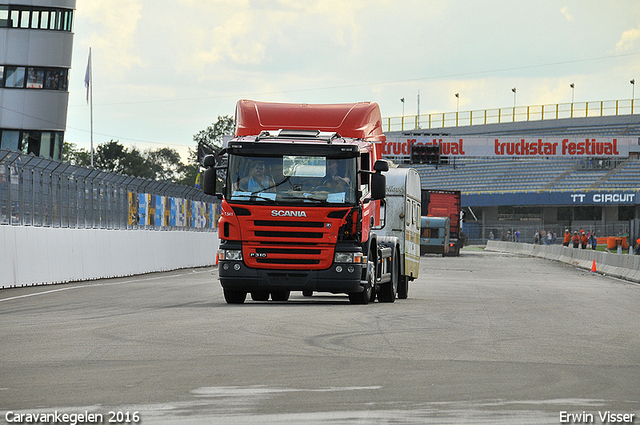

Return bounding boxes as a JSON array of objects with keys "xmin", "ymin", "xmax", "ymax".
[{"xmin": 227, "ymin": 155, "xmax": 357, "ymax": 205}]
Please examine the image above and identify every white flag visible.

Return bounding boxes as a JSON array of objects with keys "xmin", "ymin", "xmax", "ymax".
[{"xmin": 84, "ymin": 48, "xmax": 91, "ymax": 103}]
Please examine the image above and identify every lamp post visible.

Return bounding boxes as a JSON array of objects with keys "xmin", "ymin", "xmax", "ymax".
[
  {"xmin": 400, "ymin": 98, "xmax": 405, "ymax": 130},
  {"xmin": 455, "ymin": 93, "xmax": 459, "ymax": 126},
  {"xmin": 512, "ymin": 88, "xmax": 516, "ymax": 121},
  {"xmin": 631, "ymin": 79, "xmax": 636, "ymax": 113},
  {"xmin": 570, "ymin": 83, "xmax": 575, "ymax": 117}
]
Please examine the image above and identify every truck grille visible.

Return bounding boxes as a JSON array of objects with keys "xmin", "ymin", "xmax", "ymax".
[{"xmin": 243, "ymin": 220, "xmax": 333, "ymax": 269}]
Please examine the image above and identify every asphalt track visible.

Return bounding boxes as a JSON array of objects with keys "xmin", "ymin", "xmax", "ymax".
[{"xmin": 1, "ymin": 248, "xmax": 639, "ymax": 424}]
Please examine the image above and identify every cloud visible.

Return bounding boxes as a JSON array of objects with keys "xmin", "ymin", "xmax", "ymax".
[
  {"xmin": 183, "ymin": 0, "xmax": 380, "ymax": 70},
  {"xmin": 560, "ymin": 6, "xmax": 574, "ymax": 22},
  {"xmin": 78, "ymin": 0, "xmax": 144, "ymax": 71},
  {"xmin": 616, "ymin": 24, "xmax": 640, "ymax": 52}
]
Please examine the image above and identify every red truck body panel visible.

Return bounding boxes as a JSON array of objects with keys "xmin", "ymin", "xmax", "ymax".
[
  {"xmin": 235, "ymin": 99, "xmax": 386, "ymax": 142},
  {"xmin": 426, "ymin": 190, "xmax": 461, "ymax": 232}
]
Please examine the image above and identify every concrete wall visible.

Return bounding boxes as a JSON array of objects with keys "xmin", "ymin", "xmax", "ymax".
[
  {"xmin": 0, "ymin": 226, "xmax": 219, "ymax": 288},
  {"xmin": 485, "ymin": 240, "xmax": 640, "ymax": 284}
]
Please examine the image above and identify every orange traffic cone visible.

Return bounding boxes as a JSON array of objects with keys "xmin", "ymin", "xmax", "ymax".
[
  {"xmin": 590, "ymin": 259, "xmax": 597, "ymax": 273},
  {"xmin": 215, "ymin": 251, "xmax": 219, "ymax": 266}
]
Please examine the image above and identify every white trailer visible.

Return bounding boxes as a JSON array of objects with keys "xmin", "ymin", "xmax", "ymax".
[{"xmin": 374, "ymin": 167, "xmax": 421, "ymax": 300}]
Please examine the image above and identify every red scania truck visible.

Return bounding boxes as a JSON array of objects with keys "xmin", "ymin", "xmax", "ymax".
[{"xmin": 202, "ymin": 99, "xmax": 419, "ymax": 304}]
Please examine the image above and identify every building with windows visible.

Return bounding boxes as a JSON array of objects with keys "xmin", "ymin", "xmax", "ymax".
[{"xmin": 0, "ymin": 1, "xmax": 76, "ymax": 161}]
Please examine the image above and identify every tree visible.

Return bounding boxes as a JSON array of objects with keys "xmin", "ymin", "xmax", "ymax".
[
  {"xmin": 177, "ymin": 115, "xmax": 235, "ymax": 186},
  {"xmin": 95, "ymin": 140, "xmax": 127, "ymax": 173},
  {"xmin": 145, "ymin": 147, "xmax": 184, "ymax": 182},
  {"xmin": 193, "ymin": 115, "xmax": 235, "ymax": 160},
  {"xmin": 62, "ymin": 141, "xmax": 91, "ymax": 166},
  {"xmin": 63, "ymin": 116, "xmax": 236, "ymax": 186}
]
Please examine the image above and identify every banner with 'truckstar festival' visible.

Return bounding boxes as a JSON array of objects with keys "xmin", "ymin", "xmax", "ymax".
[{"xmin": 381, "ymin": 137, "xmax": 637, "ymax": 160}]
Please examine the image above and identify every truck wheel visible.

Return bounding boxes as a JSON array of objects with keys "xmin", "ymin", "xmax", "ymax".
[
  {"xmin": 398, "ymin": 276, "xmax": 409, "ymax": 299},
  {"xmin": 271, "ymin": 290, "xmax": 290, "ymax": 302},
  {"xmin": 224, "ymin": 289, "xmax": 247, "ymax": 304},
  {"xmin": 377, "ymin": 251, "xmax": 398, "ymax": 303},
  {"xmin": 349, "ymin": 260, "xmax": 373, "ymax": 305},
  {"xmin": 251, "ymin": 291, "xmax": 269, "ymax": 301}
]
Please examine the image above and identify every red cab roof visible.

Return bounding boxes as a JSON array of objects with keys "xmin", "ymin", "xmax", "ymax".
[{"xmin": 234, "ymin": 99, "xmax": 386, "ymax": 142}]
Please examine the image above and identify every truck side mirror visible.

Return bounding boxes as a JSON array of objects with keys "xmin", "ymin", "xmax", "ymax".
[
  {"xmin": 203, "ymin": 154, "xmax": 216, "ymax": 168},
  {"xmin": 202, "ymin": 154, "xmax": 221, "ymax": 198},
  {"xmin": 371, "ymin": 172, "xmax": 386, "ymax": 200},
  {"xmin": 202, "ymin": 168, "xmax": 218, "ymax": 196},
  {"xmin": 373, "ymin": 160, "xmax": 389, "ymax": 172}
]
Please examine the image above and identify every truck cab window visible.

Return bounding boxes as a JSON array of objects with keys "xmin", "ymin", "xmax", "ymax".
[{"xmin": 228, "ymin": 155, "xmax": 356, "ymax": 205}]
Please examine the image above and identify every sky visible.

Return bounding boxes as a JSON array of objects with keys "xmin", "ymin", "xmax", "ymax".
[{"xmin": 65, "ymin": 0, "xmax": 640, "ymax": 161}]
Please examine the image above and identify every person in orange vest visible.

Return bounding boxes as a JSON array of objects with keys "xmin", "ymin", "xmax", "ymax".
[
  {"xmin": 580, "ymin": 231, "xmax": 588, "ymax": 249},
  {"xmin": 572, "ymin": 231, "xmax": 580, "ymax": 248},
  {"xmin": 562, "ymin": 229, "xmax": 571, "ymax": 247}
]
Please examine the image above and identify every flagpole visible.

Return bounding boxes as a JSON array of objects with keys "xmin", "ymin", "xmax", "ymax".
[{"xmin": 89, "ymin": 47, "xmax": 94, "ymax": 167}]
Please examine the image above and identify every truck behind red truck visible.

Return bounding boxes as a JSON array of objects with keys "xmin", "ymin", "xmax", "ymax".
[{"xmin": 421, "ymin": 189, "xmax": 463, "ymax": 256}]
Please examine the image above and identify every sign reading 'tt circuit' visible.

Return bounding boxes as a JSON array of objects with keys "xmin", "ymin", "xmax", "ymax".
[{"xmin": 571, "ymin": 193, "xmax": 636, "ymax": 204}]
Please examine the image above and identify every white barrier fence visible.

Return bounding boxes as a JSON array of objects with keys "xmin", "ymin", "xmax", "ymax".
[
  {"xmin": 485, "ymin": 241, "xmax": 640, "ymax": 284},
  {"xmin": 0, "ymin": 226, "xmax": 219, "ymax": 288}
]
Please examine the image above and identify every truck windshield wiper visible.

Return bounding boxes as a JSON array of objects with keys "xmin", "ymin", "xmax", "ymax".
[{"xmin": 279, "ymin": 195, "xmax": 331, "ymax": 205}]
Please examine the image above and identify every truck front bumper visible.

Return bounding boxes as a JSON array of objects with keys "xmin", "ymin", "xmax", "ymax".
[{"xmin": 218, "ymin": 261, "xmax": 365, "ymax": 294}]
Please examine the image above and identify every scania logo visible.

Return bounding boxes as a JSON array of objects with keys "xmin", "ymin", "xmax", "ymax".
[{"xmin": 271, "ymin": 210, "xmax": 307, "ymax": 217}]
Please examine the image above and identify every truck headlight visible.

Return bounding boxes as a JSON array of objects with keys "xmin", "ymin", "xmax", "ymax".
[
  {"xmin": 334, "ymin": 252, "xmax": 363, "ymax": 263},
  {"xmin": 219, "ymin": 249, "xmax": 243, "ymax": 261}
]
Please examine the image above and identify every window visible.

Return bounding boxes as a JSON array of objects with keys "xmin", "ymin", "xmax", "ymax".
[
  {"xmin": 20, "ymin": 10, "xmax": 29, "ymax": 28},
  {"xmin": 52, "ymin": 133, "xmax": 63, "ymax": 160},
  {"xmin": 10, "ymin": 10, "xmax": 18, "ymax": 27},
  {"xmin": 40, "ymin": 10, "xmax": 49, "ymax": 29},
  {"xmin": 5, "ymin": 66, "xmax": 25, "ymax": 88},
  {"xmin": 44, "ymin": 69, "xmax": 60, "ymax": 90},
  {"xmin": 27, "ymin": 68, "xmax": 44, "ymax": 88},
  {"xmin": 40, "ymin": 132, "xmax": 52, "ymax": 158},
  {"xmin": 421, "ymin": 227, "xmax": 439, "ymax": 238},
  {"xmin": 0, "ymin": 6, "xmax": 8, "ymax": 27},
  {"xmin": 2, "ymin": 66, "xmax": 69, "ymax": 91},
  {"xmin": 31, "ymin": 10, "xmax": 39, "ymax": 28},
  {"xmin": 360, "ymin": 153, "xmax": 370, "ymax": 194},
  {"xmin": 0, "ymin": 6, "xmax": 72, "ymax": 31},
  {"xmin": 1, "ymin": 131, "xmax": 20, "ymax": 151},
  {"xmin": 0, "ymin": 129, "xmax": 64, "ymax": 160},
  {"xmin": 22, "ymin": 132, "xmax": 39, "ymax": 155}
]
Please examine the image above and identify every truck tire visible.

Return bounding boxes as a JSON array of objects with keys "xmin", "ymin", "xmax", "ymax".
[
  {"xmin": 251, "ymin": 291, "xmax": 269, "ymax": 301},
  {"xmin": 349, "ymin": 260, "xmax": 373, "ymax": 305},
  {"xmin": 377, "ymin": 250, "xmax": 398, "ymax": 303},
  {"xmin": 397, "ymin": 275, "xmax": 408, "ymax": 299},
  {"xmin": 271, "ymin": 290, "xmax": 290, "ymax": 302},
  {"xmin": 224, "ymin": 289, "xmax": 247, "ymax": 304}
]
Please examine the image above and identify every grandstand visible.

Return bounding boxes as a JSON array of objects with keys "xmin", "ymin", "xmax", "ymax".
[
  {"xmin": 386, "ymin": 113, "xmax": 640, "ymax": 244},
  {"xmin": 412, "ymin": 157, "xmax": 640, "ymax": 192}
]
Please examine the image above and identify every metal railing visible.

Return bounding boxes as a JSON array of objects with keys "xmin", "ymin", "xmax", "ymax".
[
  {"xmin": 0, "ymin": 149, "xmax": 218, "ymax": 230},
  {"xmin": 385, "ymin": 98, "xmax": 638, "ymax": 132},
  {"xmin": 463, "ymin": 221, "xmax": 631, "ymax": 246}
]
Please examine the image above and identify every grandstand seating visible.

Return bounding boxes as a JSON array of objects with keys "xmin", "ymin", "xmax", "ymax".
[{"xmin": 411, "ymin": 158, "xmax": 640, "ymax": 193}]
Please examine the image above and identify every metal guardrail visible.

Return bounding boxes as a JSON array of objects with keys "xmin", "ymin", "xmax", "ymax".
[
  {"xmin": 0, "ymin": 149, "xmax": 218, "ymax": 230},
  {"xmin": 384, "ymin": 98, "xmax": 638, "ymax": 132}
]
